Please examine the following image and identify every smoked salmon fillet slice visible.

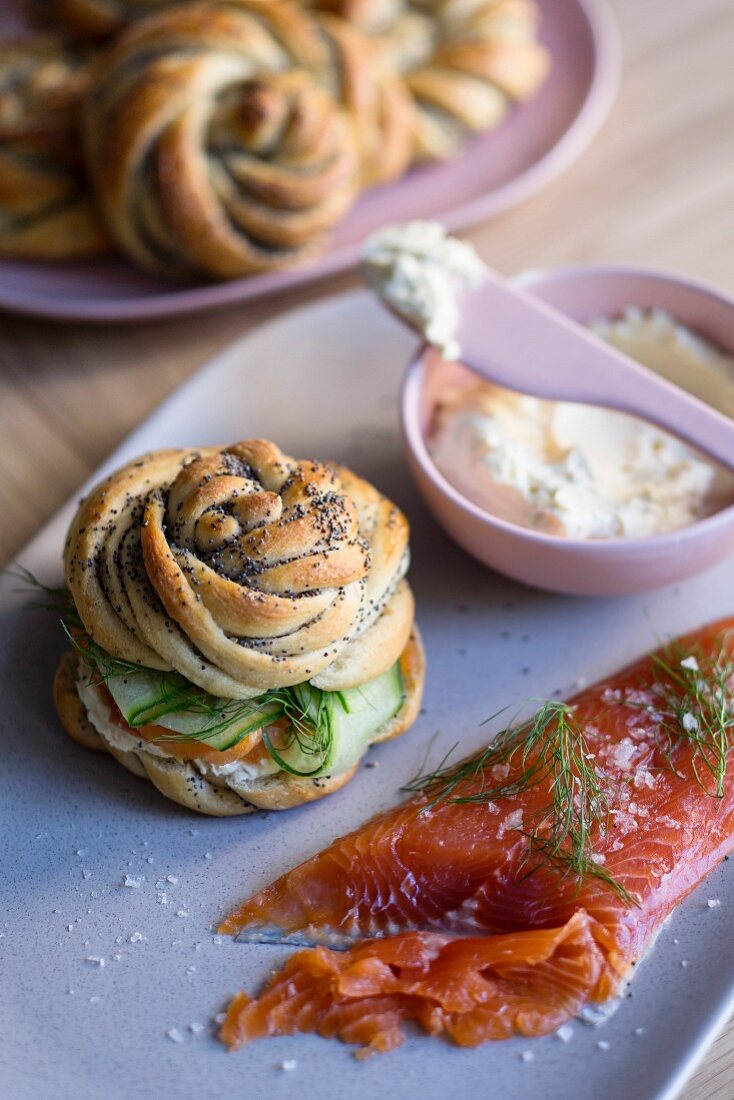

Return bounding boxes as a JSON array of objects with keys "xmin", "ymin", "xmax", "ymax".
[{"xmin": 219, "ymin": 618, "xmax": 734, "ymax": 1054}]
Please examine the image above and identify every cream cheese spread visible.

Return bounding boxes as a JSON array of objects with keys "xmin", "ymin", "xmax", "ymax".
[
  {"xmin": 77, "ymin": 672, "xmax": 279, "ymax": 784},
  {"xmin": 429, "ymin": 308, "xmax": 734, "ymax": 539},
  {"xmin": 361, "ymin": 221, "xmax": 487, "ymax": 360}
]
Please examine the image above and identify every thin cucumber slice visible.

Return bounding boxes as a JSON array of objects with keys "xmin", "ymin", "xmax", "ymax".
[
  {"xmin": 102, "ymin": 657, "xmax": 404, "ymax": 767},
  {"xmin": 105, "ymin": 671, "xmax": 281, "ymax": 750},
  {"xmin": 105, "ymin": 670, "xmax": 195, "ymax": 727},
  {"xmin": 274, "ymin": 661, "xmax": 405, "ymax": 778}
]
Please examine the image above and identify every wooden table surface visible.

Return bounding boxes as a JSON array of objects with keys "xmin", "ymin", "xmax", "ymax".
[{"xmin": 1, "ymin": 0, "xmax": 733, "ymax": 1095}]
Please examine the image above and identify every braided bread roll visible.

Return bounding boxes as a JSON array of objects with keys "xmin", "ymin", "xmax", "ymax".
[
  {"xmin": 304, "ymin": 0, "xmax": 550, "ymax": 159},
  {"xmin": 81, "ymin": 0, "xmax": 415, "ymax": 279},
  {"xmin": 0, "ymin": 36, "xmax": 108, "ymax": 258},
  {"xmin": 59, "ymin": 439, "xmax": 423, "ymax": 814},
  {"xmin": 65, "ymin": 439, "xmax": 415, "ymax": 696}
]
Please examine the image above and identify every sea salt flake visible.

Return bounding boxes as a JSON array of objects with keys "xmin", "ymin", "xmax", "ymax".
[
  {"xmin": 707, "ymin": 898, "xmax": 721, "ymax": 908},
  {"xmin": 167, "ymin": 1028, "xmax": 185, "ymax": 1043},
  {"xmin": 634, "ymin": 1027, "xmax": 645, "ymax": 1036},
  {"xmin": 556, "ymin": 1025, "xmax": 573, "ymax": 1042},
  {"xmin": 497, "ymin": 809, "xmax": 523, "ymax": 839},
  {"xmin": 610, "ymin": 737, "xmax": 638, "ymax": 771},
  {"xmin": 128, "ymin": 932, "xmax": 146, "ymax": 943},
  {"xmin": 157, "ymin": 892, "xmax": 168, "ymax": 905},
  {"xmin": 204, "ymin": 852, "xmax": 213, "ymax": 860},
  {"xmin": 214, "ymin": 1012, "xmax": 227, "ymax": 1024},
  {"xmin": 186, "ymin": 966, "xmax": 196, "ymax": 976},
  {"xmin": 681, "ymin": 712, "xmax": 699, "ymax": 733},
  {"xmin": 166, "ymin": 875, "xmax": 179, "ymax": 885},
  {"xmin": 176, "ymin": 910, "xmax": 189, "ymax": 918},
  {"xmin": 85, "ymin": 956, "xmax": 105, "ymax": 967},
  {"xmin": 123, "ymin": 874, "xmax": 143, "ymax": 888},
  {"xmin": 633, "ymin": 764, "xmax": 657, "ymax": 790},
  {"xmin": 680, "ymin": 656, "xmax": 699, "ymax": 671},
  {"xmin": 680, "ymin": 960, "xmax": 689, "ymax": 968},
  {"xmin": 189, "ymin": 1022, "xmax": 205, "ymax": 1035},
  {"xmin": 82, "ymin": 870, "xmax": 92, "ymax": 880},
  {"xmin": 597, "ymin": 1040, "xmax": 611, "ymax": 1051},
  {"xmin": 280, "ymin": 1059, "xmax": 297, "ymax": 1072},
  {"xmin": 89, "ymin": 996, "xmax": 100, "ymax": 1004},
  {"xmin": 520, "ymin": 1050, "xmax": 535, "ymax": 1063}
]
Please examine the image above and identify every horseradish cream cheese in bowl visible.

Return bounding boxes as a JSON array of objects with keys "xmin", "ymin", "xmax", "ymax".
[
  {"xmin": 429, "ymin": 307, "xmax": 734, "ymax": 540},
  {"xmin": 399, "ymin": 262, "xmax": 734, "ymax": 595}
]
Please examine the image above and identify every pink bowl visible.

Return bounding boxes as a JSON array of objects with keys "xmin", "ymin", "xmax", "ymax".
[{"xmin": 401, "ymin": 265, "xmax": 734, "ymax": 596}]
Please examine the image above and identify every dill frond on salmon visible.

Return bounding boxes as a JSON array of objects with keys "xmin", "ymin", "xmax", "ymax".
[{"xmin": 219, "ymin": 619, "xmax": 734, "ymax": 1056}]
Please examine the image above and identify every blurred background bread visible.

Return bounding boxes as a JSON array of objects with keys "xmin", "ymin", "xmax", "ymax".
[
  {"xmin": 0, "ymin": 35, "xmax": 108, "ymax": 258},
  {"xmin": 3, "ymin": 0, "xmax": 549, "ymax": 274}
]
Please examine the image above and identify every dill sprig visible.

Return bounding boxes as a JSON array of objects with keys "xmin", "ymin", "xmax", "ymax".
[
  {"xmin": 62, "ymin": 622, "xmax": 153, "ymax": 683},
  {"xmin": 263, "ymin": 687, "xmax": 339, "ymax": 777},
  {"xmin": 406, "ymin": 700, "xmax": 636, "ymax": 906},
  {"xmin": 12, "ymin": 565, "xmax": 81, "ymax": 625},
  {"xmin": 624, "ymin": 635, "xmax": 734, "ymax": 798}
]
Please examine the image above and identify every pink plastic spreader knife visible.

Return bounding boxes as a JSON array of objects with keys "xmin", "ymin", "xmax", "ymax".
[
  {"xmin": 363, "ymin": 225, "xmax": 734, "ymax": 471},
  {"xmin": 455, "ymin": 269, "xmax": 734, "ymax": 470}
]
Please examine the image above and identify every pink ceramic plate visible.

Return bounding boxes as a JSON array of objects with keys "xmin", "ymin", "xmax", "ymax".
[{"xmin": 0, "ymin": 0, "xmax": 619, "ymax": 322}]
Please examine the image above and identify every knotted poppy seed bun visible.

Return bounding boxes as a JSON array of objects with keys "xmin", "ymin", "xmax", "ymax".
[{"xmin": 64, "ymin": 439, "xmax": 414, "ymax": 699}]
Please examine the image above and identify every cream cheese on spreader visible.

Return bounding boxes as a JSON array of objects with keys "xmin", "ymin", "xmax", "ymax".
[{"xmin": 361, "ymin": 221, "xmax": 486, "ymax": 361}]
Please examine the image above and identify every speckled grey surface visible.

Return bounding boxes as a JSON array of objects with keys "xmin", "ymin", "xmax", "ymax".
[{"xmin": 2, "ymin": 291, "xmax": 734, "ymax": 1100}]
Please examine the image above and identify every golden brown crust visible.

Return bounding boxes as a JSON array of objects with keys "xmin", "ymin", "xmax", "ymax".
[
  {"xmin": 64, "ymin": 440, "xmax": 412, "ymax": 699},
  {"xmin": 32, "ymin": 0, "xmax": 547, "ymax": 277},
  {"xmin": 81, "ymin": 0, "xmax": 413, "ymax": 279},
  {"xmin": 53, "ymin": 650, "xmax": 105, "ymax": 751},
  {"xmin": 374, "ymin": 625, "xmax": 425, "ymax": 743},
  {"xmin": 302, "ymin": 0, "xmax": 549, "ymax": 159},
  {"xmin": 0, "ymin": 35, "xmax": 109, "ymax": 260},
  {"xmin": 54, "ymin": 626, "xmax": 424, "ymax": 816}
]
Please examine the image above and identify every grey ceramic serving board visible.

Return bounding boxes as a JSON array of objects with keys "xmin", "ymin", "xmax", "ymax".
[{"xmin": 2, "ymin": 290, "xmax": 733, "ymax": 1100}]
